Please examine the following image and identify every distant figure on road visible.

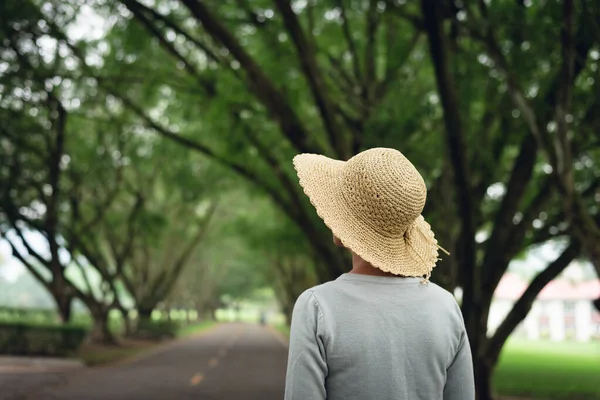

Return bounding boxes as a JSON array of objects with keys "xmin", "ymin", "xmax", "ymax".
[{"xmin": 285, "ymin": 148, "xmax": 475, "ymax": 400}]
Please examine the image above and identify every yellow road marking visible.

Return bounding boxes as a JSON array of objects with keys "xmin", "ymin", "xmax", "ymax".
[
  {"xmin": 190, "ymin": 373, "xmax": 204, "ymax": 386},
  {"xmin": 208, "ymin": 357, "xmax": 219, "ymax": 368}
]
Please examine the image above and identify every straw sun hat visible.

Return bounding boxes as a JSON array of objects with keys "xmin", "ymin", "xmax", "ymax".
[{"xmin": 293, "ymin": 147, "xmax": 448, "ymax": 281}]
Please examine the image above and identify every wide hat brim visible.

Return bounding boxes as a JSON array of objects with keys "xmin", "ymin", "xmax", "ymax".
[{"xmin": 293, "ymin": 153, "xmax": 440, "ymax": 278}]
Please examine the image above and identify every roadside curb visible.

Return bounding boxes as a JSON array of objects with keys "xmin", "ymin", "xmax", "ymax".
[{"xmin": 0, "ymin": 356, "xmax": 85, "ymax": 374}]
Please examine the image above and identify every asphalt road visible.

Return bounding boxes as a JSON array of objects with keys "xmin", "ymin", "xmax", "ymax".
[{"xmin": 0, "ymin": 323, "xmax": 288, "ymax": 400}]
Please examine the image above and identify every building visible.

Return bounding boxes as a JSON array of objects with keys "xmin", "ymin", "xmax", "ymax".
[{"xmin": 489, "ymin": 273, "xmax": 600, "ymax": 341}]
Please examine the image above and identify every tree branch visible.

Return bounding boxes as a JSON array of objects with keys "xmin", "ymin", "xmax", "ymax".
[
  {"xmin": 386, "ymin": 1, "xmax": 425, "ymax": 30},
  {"xmin": 465, "ymin": 27, "xmax": 551, "ymax": 166},
  {"xmin": 553, "ymin": 0, "xmax": 576, "ymax": 191},
  {"xmin": 326, "ymin": 53, "xmax": 360, "ymax": 101},
  {"xmin": 0, "ymin": 230, "xmax": 52, "ymax": 291},
  {"xmin": 68, "ymin": 168, "xmax": 123, "ymax": 236},
  {"xmin": 485, "ymin": 240, "xmax": 580, "ymax": 363},
  {"xmin": 376, "ymin": 31, "xmax": 421, "ymax": 100},
  {"xmin": 273, "ymin": 0, "xmax": 349, "ymax": 159},
  {"xmin": 178, "ymin": 0, "xmax": 319, "ymax": 155},
  {"xmin": 465, "ymin": 1, "xmax": 593, "ymax": 170},
  {"xmin": 157, "ymin": 201, "xmax": 217, "ymax": 299},
  {"xmin": 336, "ymin": 0, "xmax": 362, "ymax": 82},
  {"xmin": 108, "ymin": 91, "xmax": 292, "ymax": 211},
  {"xmin": 73, "ymin": 255, "xmax": 98, "ymax": 302},
  {"xmin": 7, "ymin": 36, "xmax": 67, "ymax": 279},
  {"xmin": 115, "ymin": 193, "xmax": 144, "ymax": 270},
  {"xmin": 233, "ymin": 113, "xmax": 306, "ymax": 217},
  {"xmin": 124, "ymin": 0, "xmax": 222, "ymax": 64},
  {"xmin": 481, "ymin": 134, "xmax": 538, "ymax": 294},
  {"xmin": 363, "ymin": 0, "xmax": 380, "ymax": 100},
  {"xmin": 121, "ymin": 0, "xmax": 216, "ymax": 95},
  {"xmin": 421, "ymin": 0, "xmax": 476, "ymax": 322},
  {"xmin": 508, "ymin": 177, "xmax": 556, "ymax": 251},
  {"xmin": 7, "ymin": 216, "xmax": 50, "ymax": 269}
]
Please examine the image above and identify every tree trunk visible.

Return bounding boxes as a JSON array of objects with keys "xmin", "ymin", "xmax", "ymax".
[
  {"xmin": 133, "ymin": 306, "xmax": 155, "ymax": 338},
  {"xmin": 195, "ymin": 305, "xmax": 204, "ymax": 321},
  {"xmin": 201, "ymin": 300, "xmax": 217, "ymax": 321},
  {"xmin": 89, "ymin": 307, "xmax": 118, "ymax": 345},
  {"xmin": 234, "ymin": 303, "xmax": 241, "ymax": 322},
  {"xmin": 138, "ymin": 307, "xmax": 153, "ymax": 325},
  {"xmin": 474, "ymin": 356, "xmax": 495, "ymax": 400},
  {"xmin": 283, "ymin": 304, "xmax": 293, "ymax": 326},
  {"xmin": 54, "ymin": 293, "xmax": 72, "ymax": 323},
  {"xmin": 118, "ymin": 307, "xmax": 133, "ymax": 337}
]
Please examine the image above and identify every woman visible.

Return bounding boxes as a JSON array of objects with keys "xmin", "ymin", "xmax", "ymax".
[{"xmin": 284, "ymin": 148, "xmax": 475, "ymax": 400}]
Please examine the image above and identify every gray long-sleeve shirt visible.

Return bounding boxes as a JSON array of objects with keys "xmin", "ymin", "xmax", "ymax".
[{"xmin": 284, "ymin": 273, "xmax": 475, "ymax": 400}]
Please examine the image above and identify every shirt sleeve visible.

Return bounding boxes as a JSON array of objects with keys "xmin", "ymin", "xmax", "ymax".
[
  {"xmin": 284, "ymin": 290, "xmax": 327, "ymax": 400},
  {"xmin": 443, "ymin": 326, "xmax": 475, "ymax": 400}
]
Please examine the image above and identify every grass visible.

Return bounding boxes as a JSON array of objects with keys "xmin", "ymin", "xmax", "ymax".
[
  {"xmin": 76, "ymin": 339, "xmax": 157, "ymax": 367},
  {"xmin": 273, "ymin": 323, "xmax": 290, "ymax": 338},
  {"xmin": 76, "ymin": 320, "xmax": 217, "ymax": 367},
  {"xmin": 494, "ymin": 339, "xmax": 600, "ymax": 399},
  {"xmin": 176, "ymin": 320, "xmax": 217, "ymax": 338}
]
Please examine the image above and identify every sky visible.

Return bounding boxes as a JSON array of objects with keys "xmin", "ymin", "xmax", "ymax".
[{"xmin": 0, "ymin": 231, "xmax": 49, "ymax": 282}]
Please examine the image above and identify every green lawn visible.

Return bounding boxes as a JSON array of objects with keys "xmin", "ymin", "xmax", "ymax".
[
  {"xmin": 494, "ymin": 339, "xmax": 600, "ymax": 399},
  {"xmin": 77, "ymin": 342, "xmax": 156, "ymax": 367},
  {"xmin": 273, "ymin": 323, "xmax": 290, "ymax": 338},
  {"xmin": 176, "ymin": 320, "xmax": 217, "ymax": 338}
]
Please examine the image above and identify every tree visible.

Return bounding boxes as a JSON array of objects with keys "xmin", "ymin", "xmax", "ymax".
[
  {"xmin": 223, "ymin": 189, "xmax": 318, "ymax": 323},
  {"xmin": 418, "ymin": 0, "xmax": 599, "ymax": 397},
  {"xmin": 61, "ymin": 114, "xmax": 142, "ymax": 341},
  {"xmin": 122, "ymin": 186, "xmax": 217, "ymax": 327},
  {"xmin": 468, "ymin": 0, "xmax": 600, "ymax": 312},
  {"xmin": 5, "ymin": 1, "xmax": 599, "ymax": 397},
  {"xmin": 0, "ymin": 4, "xmax": 76, "ymax": 321}
]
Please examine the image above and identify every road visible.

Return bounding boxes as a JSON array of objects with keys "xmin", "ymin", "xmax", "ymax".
[{"xmin": 0, "ymin": 323, "xmax": 288, "ymax": 400}]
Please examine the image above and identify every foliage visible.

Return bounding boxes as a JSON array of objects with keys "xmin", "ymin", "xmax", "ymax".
[
  {"xmin": 0, "ymin": 321, "xmax": 88, "ymax": 356},
  {"xmin": 166, "ymin": 186, "xmax": 303, "ymax": 314},
  {"xmin": 134, "ymin": 318, "xmax": 180, "ymax": 341},
  {"xmin": 0, "ymin": 0, "xmax": 218, "ymax": 339},
  {"xmin": 0, "ymin": 306, "xmax": 59, "ymax": 324}
]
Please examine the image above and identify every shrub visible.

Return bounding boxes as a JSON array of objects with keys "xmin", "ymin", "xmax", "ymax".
[
  {"xmin": 0, "ymin": 306, "xmax": 59, "ymax": 324},
  {"xmin": 134, "ymin": 319, "xmax": 180, "ymax": 340},
  {"xmin": 0, "ymin": 322, "xmax": 88, "ymax": 357}
]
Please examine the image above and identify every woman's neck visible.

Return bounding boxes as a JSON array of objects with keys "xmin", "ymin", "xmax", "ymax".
[{"xmin": 349, "ymin": 252, "xmax": 400, "ymax": 277}]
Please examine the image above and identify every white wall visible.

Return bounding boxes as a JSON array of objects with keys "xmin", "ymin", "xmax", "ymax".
[{"xmin": 488, "ymin": 298, "xmax": 595, "ymax": 342}]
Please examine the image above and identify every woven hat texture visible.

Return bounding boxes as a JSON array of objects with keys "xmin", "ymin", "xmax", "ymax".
[{"xmin": 293, "ymin": 147, "xmax": 443, "ymax": 280}]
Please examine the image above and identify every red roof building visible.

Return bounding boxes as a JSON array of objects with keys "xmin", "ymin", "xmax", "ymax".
[{"xmin": 494, "ymin": 273, "xmax": 600, "ymax": 301}]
